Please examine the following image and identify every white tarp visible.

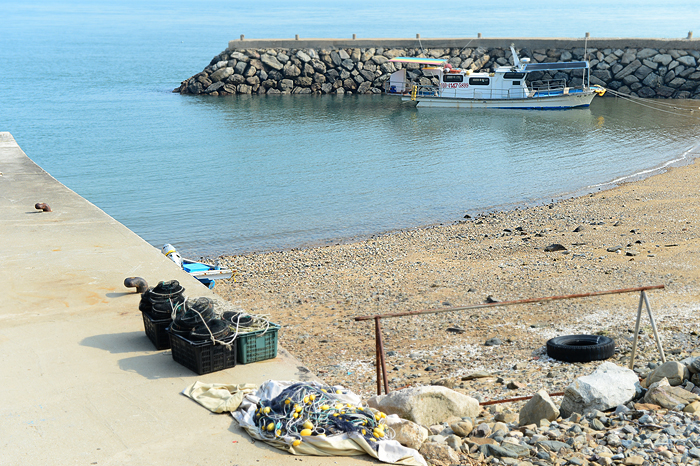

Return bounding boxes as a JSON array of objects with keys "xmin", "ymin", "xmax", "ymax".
[{"xmin": 184, "ymin": 379, "xmax": 426, "ymax": 466}]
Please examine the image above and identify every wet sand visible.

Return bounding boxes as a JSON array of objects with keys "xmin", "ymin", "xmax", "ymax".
[{"xmin": 215, "ymin": 158, "xmax": 700, "ymax": 401}]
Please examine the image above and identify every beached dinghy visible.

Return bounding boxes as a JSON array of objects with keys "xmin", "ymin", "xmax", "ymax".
[
  {"xmin": 162, "ymin": 244, "xmax": 234, "ymax": 288},
  {"xmin": 386, "ymin": 45, "xmax": 605, "ymax": 109}
]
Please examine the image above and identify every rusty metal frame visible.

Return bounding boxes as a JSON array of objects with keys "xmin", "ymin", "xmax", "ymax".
[{"xmin": 354, "ymin": 285, "xmax": 665, "ymax": 396}]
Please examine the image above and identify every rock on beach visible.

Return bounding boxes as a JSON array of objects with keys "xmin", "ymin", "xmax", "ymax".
[
  {"xmin": 367, "ymin": 386, "xmax": 479, "ymax": 426},
  {"xmin": 560, "ymin": 362, "xmax": 640, "ymax": 418}
]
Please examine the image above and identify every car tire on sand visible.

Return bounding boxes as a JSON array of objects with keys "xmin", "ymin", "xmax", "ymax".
[{"xmin": 546, "ymin": 334, "xmax": 615, "ymax": 363}]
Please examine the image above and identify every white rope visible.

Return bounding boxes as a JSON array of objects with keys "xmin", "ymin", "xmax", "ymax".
[
  {"xmin": 175, "ymin": 297, "xmax": 274, "ymax": 347},
  {"xmin": 458, "ymin": 38, "xmax": 474, "ymax": 57},
  {"xmin": 604, "ymin": 88, "xmax": 700, "ymax": 120}
]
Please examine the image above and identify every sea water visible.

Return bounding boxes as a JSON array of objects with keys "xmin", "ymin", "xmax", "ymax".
[{"xmin": 2, "ymin": 0, "xmax": 700, "ymax": 257}]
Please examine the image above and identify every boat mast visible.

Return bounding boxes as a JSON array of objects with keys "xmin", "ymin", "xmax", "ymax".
[
  {"xmin": 584, "ymin": 35, "xmax": 590, "ymax": 89},
  {"xmin": 509, "ymin": 44, "xmax": 520, "ymax": 68}
]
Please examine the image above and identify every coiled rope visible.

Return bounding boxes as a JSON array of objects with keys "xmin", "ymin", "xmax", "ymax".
[{"xmin": 170, "ymin": 296, "xmax": 273, "ymax": 346}]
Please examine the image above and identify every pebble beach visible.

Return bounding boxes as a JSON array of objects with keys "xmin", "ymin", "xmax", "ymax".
[
  {"xmin": 216, "ymin": 154, "xmax": 700, "ymax": 400},
  {"xmin": 212, "ymin": 150, "xmax": 700, "ymax": 466}
]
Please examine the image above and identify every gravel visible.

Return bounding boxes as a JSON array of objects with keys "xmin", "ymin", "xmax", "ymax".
[{"xmin": 213, "ymin": 160, "xmax": 700, "ymax": 402}]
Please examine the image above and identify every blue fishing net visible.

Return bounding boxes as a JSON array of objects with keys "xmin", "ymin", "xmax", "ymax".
[{"xmin": 253, "ymin": 382, "xmax": 390, "ymax": 450}]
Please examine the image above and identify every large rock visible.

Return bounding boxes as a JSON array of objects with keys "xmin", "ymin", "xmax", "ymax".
[
  {"xmin": 644, "ymin": 377, "xmax": 699, "ymax": 409},
  {"xmin": 482, "ymin": 442, "xmax": 531, "ymax": 458},
  {"xmin": 645, "ymin": 361, "xmax": 689, "ymax": 387},
  {"xmin": 385, "ymin": 415, "xmax": 428, "ymax": 450},
  {"xmin": 357, "ymin": 81, "xmax": 372, "ymax": 94},
  {"xmin": 560, "ymin": 362, "xmax": 640, "ymax": 418},
  {"xmin": 418, "ymin": 442, "xmax": 460, "ymax": 466},
  {"xmin": 615, "ymin": 59, "xmax": 641, "ymax": 79},
  {"xmin": 209, "ymin": 66, "xmax": 233, "ymax": 82},
  {"xmin": 682, "ymin": 356, "xmax": 700, "ymax": 374},
  {"xmin": 367, "ymin": 386, "xmax": 480, "ymax": 426},
  {"xmin": 260, "ymin": 54, "xmax": 284, "ymax": 71},
  {"xmin": 204, "ymin": 81, "xmax": 225, "ymax": 93},
  {"xmin": 677, "ymin": 56, "xmax": 697, "ymax": 67},
  {"xmin": 226, "ymin": 74, "xmax": 245, "ymax": 85},
  {"xmin": 283, "ymin": 63, "xmax": 301, "ymax": 78},
  {"xmin": 296, "ymin": 50, "xmax": 311, "ymax": 63},
  {"xmin": 637, "ymin": 48, "xmax": 658, "ymax": 60},
  {"xmin": 654, "ymin": 54, "xmax": 673, "ymax": 66},
  {"xmin": 187, "ymin": 81, "xmax": 203, "ymax": 94},
  {"xmin": 518, "ymin": 389, "xmax": 560, "ymax": 426},
  {"xmin": 278, "ymin": 79, "xmax": 294, "ymax": 92}
]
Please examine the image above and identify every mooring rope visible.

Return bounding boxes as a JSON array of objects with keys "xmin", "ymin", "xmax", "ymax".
[{"xmin": 603, "ymin": 88, "xmax": 700, "ymax": 120}]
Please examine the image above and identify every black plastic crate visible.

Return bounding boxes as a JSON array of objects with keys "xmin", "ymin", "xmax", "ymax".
[
  {"xmin": 169, "ymin": 332, "xmax": 237, "ymax": 375},
  {"xmin": 237, "ymin": 324, "xmax": 280, "ymax": 364},
  {"xmin": 142, "ymin": 311, "xmax": 172, "ymax": 350}
]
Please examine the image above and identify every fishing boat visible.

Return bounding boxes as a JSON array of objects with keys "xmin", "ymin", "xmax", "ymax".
[
  {"xmin": 162, "ymin": 244, "xmax": 235, "ymax": 288},
  {"xmin": 181, "ymin": 258, "xmax": 234, "ymax": 288},
  {"xmin": 385, "ymin": 46, "xmax": 605, "ymax": 109}
]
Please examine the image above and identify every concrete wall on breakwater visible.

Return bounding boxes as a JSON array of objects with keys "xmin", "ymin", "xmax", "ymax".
[{"xmin": 174, "ymin": 37, "xmax": 700, "ymax": 99}]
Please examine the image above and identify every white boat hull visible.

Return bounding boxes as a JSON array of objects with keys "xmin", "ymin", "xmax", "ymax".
[{"xmin": 404, "ymin": 91, "xmax": 596, "ymax": 109}]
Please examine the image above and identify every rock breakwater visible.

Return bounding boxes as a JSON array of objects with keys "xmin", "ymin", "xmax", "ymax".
[{"xmin": 175, "ymin": 44, "xmax": 700, "ymax": 99}]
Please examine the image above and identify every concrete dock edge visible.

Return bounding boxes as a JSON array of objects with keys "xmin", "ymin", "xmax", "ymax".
[{"xmin": 0, "ymin": 132, "xmax": 374, "ymax": 466}]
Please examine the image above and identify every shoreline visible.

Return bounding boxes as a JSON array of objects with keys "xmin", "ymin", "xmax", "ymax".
[
  {"xmin": 202, "ymin": 139, "xmax": 700, "ymax": 260},
  {"xmin": 215, "ymin": 152, "xmax": 700, "ymax": 400}
]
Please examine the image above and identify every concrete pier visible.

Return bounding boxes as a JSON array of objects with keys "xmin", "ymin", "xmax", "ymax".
[
  {"xmin": 0, "ymin": 133, "xmax": 373, "ymax": 465},
  {"xmin": 228, "ymin": 36, "xmax": 700, "ymax": 51}
]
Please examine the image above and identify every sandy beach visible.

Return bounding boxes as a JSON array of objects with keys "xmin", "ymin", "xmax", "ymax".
[{"xmin": 215, "ymin": 157, "xmax": 700, "ymax": 402}]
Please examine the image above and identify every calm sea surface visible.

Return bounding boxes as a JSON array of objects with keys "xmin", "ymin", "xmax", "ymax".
[{"xmin": 2, "ymin": 1, "xmax": 700, "ymax": 257}]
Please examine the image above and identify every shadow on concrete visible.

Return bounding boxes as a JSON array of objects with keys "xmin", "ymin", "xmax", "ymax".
[
  {"xmin": 106, "ymin": 291, "xmax": 138, "ymax": 298},
  {"xmin": 80, "ymin": 331, "xmax": 154, "ymax": 353},
  {"xmin": 117, "ymin": 352, "xmax": 191, "ymax": 380}
]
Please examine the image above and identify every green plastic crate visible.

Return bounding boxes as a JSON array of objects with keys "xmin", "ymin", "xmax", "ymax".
[{"xmin": 236, "ymin": 323, "xmax": 280, "ymax": 364}]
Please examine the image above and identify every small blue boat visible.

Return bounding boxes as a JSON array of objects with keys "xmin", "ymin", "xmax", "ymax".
[{"xmin": 162, "ymin": 244, "xmax": 234, "ymax": 288}]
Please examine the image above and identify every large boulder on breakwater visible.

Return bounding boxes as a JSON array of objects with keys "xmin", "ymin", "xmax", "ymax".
[{"xmin": 210, "ymin": 66, "xmax": 233, "ymax": 82}]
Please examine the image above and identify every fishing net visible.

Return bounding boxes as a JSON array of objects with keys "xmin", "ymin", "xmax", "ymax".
[
  {"xmin": 253, "ymin": 381, "xmax": 391, "ymax": 448},
  {"xmin": 231, "ymin": 380, "xmax": 427, "ymax": 466}
]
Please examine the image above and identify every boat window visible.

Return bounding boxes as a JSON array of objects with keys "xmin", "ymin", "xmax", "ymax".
[
  {"xmin": 504, "ymin": 72, "xmax": 526, "ymax": 79},
  {"xmin": 469, "ymin": 77, "xmax": 490, "ymax": 85},
  {"xmin": 512, "ymin": 81, "xmax": 521, "ymax": 85},
  {"xmin": 443, "ymin": 74, "xmax": 464, "ymax": 83}
]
